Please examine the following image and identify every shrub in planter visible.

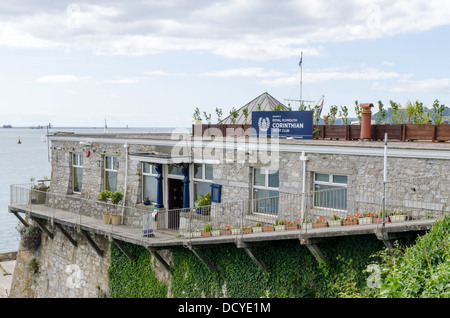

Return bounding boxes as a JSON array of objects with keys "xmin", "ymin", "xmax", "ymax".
[
  {"xmin": 111, "ymin": 191, "xmax": 124, "ymax": 205},
  {"xmin": 20, "ymin": 226, "xmax": 42, "ymax": 252},
  {"xmin": 99, "ymin": 190, "xmax": 112, "ymax": 202}
]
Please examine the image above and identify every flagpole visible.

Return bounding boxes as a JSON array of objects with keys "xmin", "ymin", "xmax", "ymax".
[{"xmin": 299, "ymin": 52, "xmax": 303, "ymax": 108}]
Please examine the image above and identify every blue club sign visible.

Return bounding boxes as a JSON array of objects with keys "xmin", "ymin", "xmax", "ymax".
[{"xmin": 252, "ymin": 111, "xmax": 313, "ymax": 139}]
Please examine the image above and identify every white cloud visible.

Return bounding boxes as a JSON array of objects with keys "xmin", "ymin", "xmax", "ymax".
[
  {"xmin": 372, "ymin": 77, "xmax": 450, "ymax": 94},
  {"xmin": 95, "ymin": 77, "xmax": 147, "ymax": 84},
  {"xmin": 0, "ymin": 1, "xmax": 449, "ymax": 60},
  {"xmin": 144, "ymin": 70, "xmax": 169, "ymax": 76},
  {"xmin": 202, "ymin": 67, "xmax": 288, "ymax": 78},
  {"xmin": 259, "ymin": 67, "xmax": 404, "ymax": 87},
  {"xmin": 36, "ymin": 75, "xmax": 89, "ymax": 84}
]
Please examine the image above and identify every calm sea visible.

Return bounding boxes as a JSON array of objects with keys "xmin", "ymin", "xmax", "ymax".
[{"xmin": 0, "ymin": 126, "xmax": 178, "ymax": 253}]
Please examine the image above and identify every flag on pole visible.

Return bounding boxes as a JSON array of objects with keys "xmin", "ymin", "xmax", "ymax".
[
  {"xmin": 318, "ymin": 97, "xmax": 324, "ymax": 116},
  {"xmin": 299, "ymin": 53, "xmax": 302, "ymax": 67}
]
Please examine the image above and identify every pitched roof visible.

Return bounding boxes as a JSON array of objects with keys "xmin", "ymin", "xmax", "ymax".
[{"xmin": 220, "ymin": 92, "xmax": 288, "ymax": 124}]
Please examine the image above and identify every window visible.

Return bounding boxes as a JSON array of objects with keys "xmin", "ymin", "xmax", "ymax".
[
  {"xmin": 193, "ymin": 164, "xmax": 213, "ymax": 205},
  {"xmin": 105, "ymin": 156, "xmax": 119, "ymax": 192},
  {"xmin": 168, "ymin": 164, "xmax": 183, "ymax": 177},
  {"xmin": 72, "ymin": 153, "xmax": 83, "ymax": 193},
  {"xmin": 252, "ymin": 168, "xmax": 279, "ymax": 215},
  {"xmin": 314, "ymin": 173, "xmax": 347, "ymax": 210},
  {"xmin": 142, "ymin": 163, "xmax": 158, "ymax": 203}
]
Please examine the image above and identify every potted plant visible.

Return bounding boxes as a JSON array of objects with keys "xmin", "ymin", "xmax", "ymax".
[
  {"xmin": 390, "ymin": 210, "xmax": 407, "ymax": 223},
  {"xmin": 99, "ymin": 190, "xmax": 113, "ymax": 223},
  {"xmin": 29, "ymin": 177, "xmax": 50, "ymax": 204},
  {"xmin": 193, "ymin": 107, "xmax": 202, "ymax": 125},
  {"xmin": 301, "ymin": 219, "xmax": 312, "ymax": 229},
  {"xmin": 231, "ymin": 227, "xmax": 240, "ymax": 235},
  {"xmin": 358, "ymin": 212, "xmax": 372, "ymax": 225},
  {"xmin": 275, "ymin": 219, "xmax": 286, "ymax": 231},
  {"xmin": 98, "ymin": 190, "xmax": 112, "ymax": 202},
  {"xmin": 285, "ymin": 220, "xmax": 300, "ymax": 230},
  {"xmin": 111, "ymin": 191, "xmax": 124, "ymax": 205},
  {"xmin": 220, "ymin": 226, "xmax": 232, "ymax": 235},
  {"xmin": 252, "ymin": 222, "xmax": 262, "ymax": 233},
  {"xmin": 373, "ymin": 208, "xmax": 390, "ymax": 224},
  {"xmin": 343, "ymin": 215, "xmax": 358, "ymax": 226},
  {"xmin": 109, "ymin": 191, "xmax": 124, "ymax": 225},
  {"xmin": 143, "ymin": 196, "xmax": 151, "ymax": 205},
  {"xmin": 313, "ymin": 216, "xmax": 328, "ymax": 228},
  {"xmin": 195, "ymin": 193, "xmax": 211, "ymax": 214},
  {"xmin": 262, "ymin": 223, "xmax": 275, "ymax": 232},
  {"xmin": 202, "ymin": 223, "xmax": 212, "ymax": 237},
  {"xmin": 328, "ymin": 215, "xmax": 343, "ymax": 227},
  {"xmin": 241, "ymin": 225, "xmax": 253, "ymax": 234}
]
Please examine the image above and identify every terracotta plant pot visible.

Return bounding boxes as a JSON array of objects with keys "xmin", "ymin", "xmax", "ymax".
[
  {"xmin": 313, "ymin": 222, "xmax": 328, "ymax": 228},
  {"xmin": 242, "ymin": 228, "xmax": 253, "ymax": 234},
  {"xmin": 373, "ymin": 217, "xmax": 390, "ymax": 224},
  {"xmin": 220, "ymin": 230, "xmax": 232, "ymax": 235},
  {"xmin": 343, "ymin": 220, "xmax": 358, "ymax": 226},
  {"xmin": 263, "ymin": 225, "xmax": 275, "ymax": 232},
  {"xmin": 201, "ymin": 231, "xmax": 211, "ymax": 237}
]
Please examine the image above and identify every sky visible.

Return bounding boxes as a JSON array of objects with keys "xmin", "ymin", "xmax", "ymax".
[{"xmin": 1, "ymin": 0, "xmax": 450, "ymax": 128}]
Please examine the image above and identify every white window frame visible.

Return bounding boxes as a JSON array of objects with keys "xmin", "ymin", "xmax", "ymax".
[
  {"xmin": 252, "ymin": 167, "xmax": 279, "ymax": 215},
  {"xmin": 104, "ymin": 155, "xmax": 119, "ymax": 192},
  {"xmin": 193, "ymin": 163, "xmax": 213, "ymax": 183},
  {"xmin": 72, "ymin": 153, "xmax": 83, "ymax": 194},
  {"xmin": 142, "ymin": 163, "xmax": 158, "ymax": 202},
  {"xmin": 193, "ymin": 163, "xmax": 213, "ymax": 203},
  {"xmin": 167, "ymin": 164, "xmax": 184, "ymax": 180},
  {"xmin": 313, "ymin": 172, "xmax": 348, "ymax": 211}
]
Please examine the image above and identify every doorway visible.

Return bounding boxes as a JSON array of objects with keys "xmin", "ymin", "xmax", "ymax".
[{"xmin": 167, "ymin": 178, "xmax": 184, "ymax": 229}]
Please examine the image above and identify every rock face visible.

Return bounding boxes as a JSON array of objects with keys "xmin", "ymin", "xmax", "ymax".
[{"xmin": 10, "ymin": 220, "xmax": 110, "ymax": 298}]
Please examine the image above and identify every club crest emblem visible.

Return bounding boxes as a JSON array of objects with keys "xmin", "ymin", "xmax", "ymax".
[{"xmin": 258, "ymin": 117, "xmax": 270, "ymax": 132}]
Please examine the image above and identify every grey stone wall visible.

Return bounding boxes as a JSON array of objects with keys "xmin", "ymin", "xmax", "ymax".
[
  {"xmin": 10, "ymin": 219, "xmax": 110, "ymax": 298},
  {"xmin": 48, "ymin": 137, "xmax": 450, "ymax": 231}
]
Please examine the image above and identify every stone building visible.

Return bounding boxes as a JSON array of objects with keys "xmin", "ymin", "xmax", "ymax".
[{"xmin": 8, "ymin": 101, "xmax": 450, "ymax": 297}]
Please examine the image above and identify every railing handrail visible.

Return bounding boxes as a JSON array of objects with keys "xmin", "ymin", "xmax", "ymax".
[
  {"xmin": 0, "ymin": 282, "xmax": 9, "ymax": 297},
  {"xmin": 9, "ymin": 171, "xmax": 450, "ymax": 240}
]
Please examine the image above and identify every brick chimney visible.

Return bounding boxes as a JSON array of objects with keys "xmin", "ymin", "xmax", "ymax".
[{"xmin": 360, "ymin": 103, "xmax": 374, "ymax": 140}]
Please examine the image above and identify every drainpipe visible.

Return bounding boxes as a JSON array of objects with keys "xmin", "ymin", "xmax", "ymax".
[
  {"xmin": 360, "ymin": 103, "xmax": 374, "ymax": 141},
  {"xmin": 122, "ymin": 143, "xmax": 129, "ymax": 225},
  {"xmin": 300, "ymin": 151, "xmax": 308, "ymax": 220}
]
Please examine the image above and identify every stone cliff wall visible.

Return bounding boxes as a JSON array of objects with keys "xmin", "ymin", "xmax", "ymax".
[{"xmin": 10, "ymin": 218, "xmax": 110, "ymax": 298}]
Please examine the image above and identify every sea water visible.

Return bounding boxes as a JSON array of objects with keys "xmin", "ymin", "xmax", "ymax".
[{"xmin": 0, "ymin": 126, "xmax": 177, "ymax": 253}]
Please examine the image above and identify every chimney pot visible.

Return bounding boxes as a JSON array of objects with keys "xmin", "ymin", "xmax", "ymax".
[{"xmin": 360, "ymin": 103, "xmax": 374, "ymax": 140}]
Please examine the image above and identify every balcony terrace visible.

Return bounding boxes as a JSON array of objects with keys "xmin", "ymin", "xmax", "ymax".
[{"xmin": 8, "ymin": 171, "xmax": 446, "ymax": 270}]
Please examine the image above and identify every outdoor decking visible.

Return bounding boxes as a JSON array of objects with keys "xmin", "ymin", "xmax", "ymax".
[{"xmin": 8, "ymin": 202, "xmax": 437, "ymax": 266}]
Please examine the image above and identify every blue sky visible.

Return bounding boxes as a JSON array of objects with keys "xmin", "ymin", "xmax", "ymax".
[{"xmin": 1, "ymin": 0, "xmax": 450, "ymax": 128}]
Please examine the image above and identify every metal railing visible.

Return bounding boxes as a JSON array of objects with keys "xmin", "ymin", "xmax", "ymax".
[
  {"xmin": 9, "ymin": 171, "xmax": 450, "ymax": 244},
  {"xmin": 0, "ymin": 282, "xmax": 8, "ymax": 298},
  {"xmin": 9, "ymin": 184, "xmax": 159, "ymax": 246}
]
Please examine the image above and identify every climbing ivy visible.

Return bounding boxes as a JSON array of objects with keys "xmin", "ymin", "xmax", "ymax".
[
  {"xmin": 108, "ymin": 242, "xmax": 168, "ymax": 298},
  {"xmin": 108, "ymin": 235, "xmax": 385, "ymax": 298}
]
